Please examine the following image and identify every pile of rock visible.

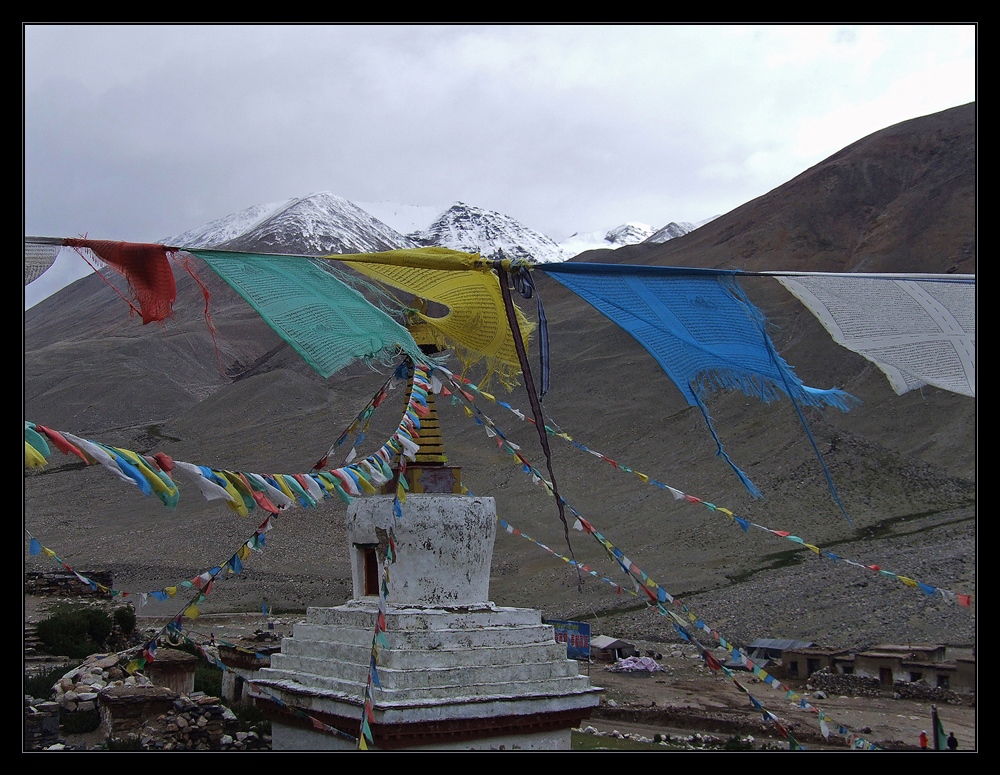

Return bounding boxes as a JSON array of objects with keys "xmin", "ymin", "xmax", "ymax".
[
  {"xmin": 129, "ymin": 692, "xmax": 270, "ymax": 751},
  {"xmin": 892, "ymin": 680, "xmax": 970, "ymax": 706},
  {"xmin": 806, "ymin": 667, "xmax": 881, "ymax": 697},
  {"xmin": 25, "ymin": 655, "xmax": 272, "ymax": 751},
  {"xmin": 50, "ymin": 655, "xmax": 151, "ymax": 713}
]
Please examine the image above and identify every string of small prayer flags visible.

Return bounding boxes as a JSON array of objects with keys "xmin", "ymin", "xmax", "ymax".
[
  {"xmin": 574, "ymin": 513, "xmax": 881, "ymax": 750},
  {"xmin": 359, "ymin": 527, "xmax": 397, "ymax": 750},
  {"xmin": 26, "ymin": 526, "xmax": 359, "ymax": 744},
  {"xmin": 497, "ymin": 518, "xmax": 641, "ymax": 600},
  {"xmin": 311, "ymin": 372, "xmax": 396, "ymax": 471},
  {"xmin": 498, "ymin": 506, "xmax": 879, "ymax": 751},
  {"xmin": 433, "ymin": 366, "xmax": 973, "ymax": 609},
  {"xmin": 24, "ymin": 362, "xmax": 434, "ymax": 521},
  {"xmin": 26, "ymin": 510, "xmax": 273, "ymax": 611},
  {"xmin": 445, "ymin": 378, "xmax": 881, "ymax": 749}
]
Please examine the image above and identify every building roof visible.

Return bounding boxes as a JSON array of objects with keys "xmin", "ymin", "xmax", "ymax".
[
  {"xmin": 747, "ymin": 638, "xmax": 815, "ymax": 651},
  {"xmin": 782, "ymin": 646, "xmax": 850, "ymax": 656},
  {"xmin": 591, "ymin": 635, "xmax": 633, "ymax": 650},
  {"xmin": 869, "ymin": 643, "xmax": 945, "ymax": 652}
]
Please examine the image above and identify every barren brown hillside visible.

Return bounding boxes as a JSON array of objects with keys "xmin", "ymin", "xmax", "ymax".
[{"xmin": 24, "ymin": 104, "xmax": 975, "ymax": 659}]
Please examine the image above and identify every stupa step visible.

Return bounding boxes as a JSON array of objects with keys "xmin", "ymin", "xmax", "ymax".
[
  {"xmin": 279, "ymin": 638, "xmax": 569, "ymax": 667},
  {"xmin": 303, "ymin": 604, "xmax": 544, "ymax": 629},
  {"xmin": 289, "ymin": 621, "xmax": 562, "ymax": 650},
  {"xmin": 250, "ymin": 677, "xmax": 601, "ymax": 725},
  {"xmin": 255, "ymin": 669, "xmax": 596, "ymax": 703},
  {"xmin": 267, "ymin": 654, "xmax": 583, "ymax": 690}
]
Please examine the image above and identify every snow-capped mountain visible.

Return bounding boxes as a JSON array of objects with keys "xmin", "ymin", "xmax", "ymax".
[
  {"xmin": 605, "ymin": 222, "xmax": 656, "ymax": 246},
  {"xmin": 167, "ymin": 192, "xmax": 417, "ymax": 255},
  {"xmin": 646, "ymin": 221, "xmax": 694, "ymax": 243},
  {"xmin": 163, "ymin": 192, "xmax": 706, "ymax": 265},
  {"xmin": 557, "ymin": 220, "xmax": 692, "ymax": 256},
  {"xmin": 165, "ymin": 200, "xmax": 292, "ymax": 248},
  {"xmin": 409, "ymin": 202, "xmax": 566, "ymax": 263}
]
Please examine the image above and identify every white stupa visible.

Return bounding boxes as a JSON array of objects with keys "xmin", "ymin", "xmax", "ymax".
[{"xmin": 249, "ymin": 361, "xmax": 601, "ymax": 750}]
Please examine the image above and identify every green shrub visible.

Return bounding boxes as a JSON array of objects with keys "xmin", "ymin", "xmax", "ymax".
[
  {"xmin": 194, "ymin": 662, "xmax": 223, "ymax": 696},
  {"xmin": 36, "ymin": 605, "xmax": 113, "ymax": 659},
  {"xmin": 113, "ymin": 605, "xmax": 137, "ymax": 634},
  {"xmin": 166, "ymin": 640, "xmax": 223, "ymax": 696},
  {"xmin": 24, "ymin": 665, "xmax": 68, "ymax": 700}
]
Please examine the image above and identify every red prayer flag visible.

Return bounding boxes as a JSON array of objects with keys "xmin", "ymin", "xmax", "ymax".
[{"xmin": 65, "ymin": 239, "xmax": 177, "ymax": 324}]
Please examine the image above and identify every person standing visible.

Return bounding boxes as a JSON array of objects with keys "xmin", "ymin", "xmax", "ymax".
[
  {"xmin": 947, "ymin": 732, "xmax": 958, "ymax": 751},
  {"xmin": 919, "ymin": 730, "xmax": 929, "ymax": 750}
]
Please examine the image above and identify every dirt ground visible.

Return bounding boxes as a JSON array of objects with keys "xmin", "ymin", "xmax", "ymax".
[
  {"xmin": 134, "ymin": 609, "xmax": 978, "ymax": 752},
  {"xmin": 587, "ymin": 661, "xmax": 976, "ymax": 751}
]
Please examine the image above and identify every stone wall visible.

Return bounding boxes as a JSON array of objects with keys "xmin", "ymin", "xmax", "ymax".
[
  {"xmin": 25, "ymin": 658, "xmax": 272, "ymax": 751},
  {"xmin": 892, "ymin": 680, "xmax": 972, "ymax": 706},
  {"xmin": 23, "ymin": 699, "xmax": 61, "ymax": 749},
  {"xmin": 806, "ymin": 666, "xmax": 974, "ymax": 706},
  {"xmin": 103, "ymin": 687, "xmax": 270, "ymax": 751},
  {"xmin": 806, "ymin": 667, "xmax": 882, "ymax": 697},
  {"xmin": 25, "ymin": 570, "xmax": 113, "ymax": 598}
]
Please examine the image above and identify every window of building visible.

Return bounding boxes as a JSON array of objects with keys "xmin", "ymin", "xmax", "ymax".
[
  {"xmin": 910, "ymin": 671, "xmax": 923, "ymax": 683},
  {"xmin": 788, "ymin": 660, "xmax": 799, "ymax": 677},
  {"xmin": 937, "ymin": 674, "xmax": 950, "ymax": 689}
]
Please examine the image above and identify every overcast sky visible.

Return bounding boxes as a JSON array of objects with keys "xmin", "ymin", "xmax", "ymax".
[{"xmin": 24, "ymin": 24, "xmax": 976, "ymax": 306}]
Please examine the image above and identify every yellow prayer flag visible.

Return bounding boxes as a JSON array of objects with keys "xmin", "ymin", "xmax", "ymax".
[
  {"xmin": 25, "ymin": 441, "xmax": 47, "ymax": 469},
  {"xmin": 346, "ymin": 247, "xmax": 533, "ymax": 390},
  {"xmin": 354, "ymin": 473, "xmax": 377, "ymax": 495}
]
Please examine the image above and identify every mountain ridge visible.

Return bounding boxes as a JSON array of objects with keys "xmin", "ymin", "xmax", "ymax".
[
  {"xmin": 162, "ymin": 193, "xmax": 701, "ymax": 264},
  {"xmin": 24, "ymin": 103, "xmax": 976, "ymax": 657}
]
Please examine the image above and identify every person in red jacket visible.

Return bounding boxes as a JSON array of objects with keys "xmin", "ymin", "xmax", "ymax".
[{"xmin": 919, "ymin": 731, "xmax": 929, "ymax": 750}]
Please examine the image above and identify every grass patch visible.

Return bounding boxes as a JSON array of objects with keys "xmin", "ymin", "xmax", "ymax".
[{"xmin": 572, "ymin": 731, "xmax": 670, "ymax": 751}]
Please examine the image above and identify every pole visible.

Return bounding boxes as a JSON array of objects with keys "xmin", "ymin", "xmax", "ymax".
[{"xmin": 931, "ymin": 704, "xmax": 940, "ymax": 750}]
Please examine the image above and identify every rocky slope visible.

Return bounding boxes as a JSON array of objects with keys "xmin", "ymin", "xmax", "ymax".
[{"xmin": 24, "ymin": 104, "xmax": 976, "ymax": 659}]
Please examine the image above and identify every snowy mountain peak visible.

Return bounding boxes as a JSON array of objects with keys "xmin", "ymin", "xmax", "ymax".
[
  {"xmin": 168, "ymin": 191, "xmax": 416, "ymax": 255},
  {"xmin": 605, "ymin": 222, "xmax": 655, "ymax": 246},
  {"xmin": 556, "ymin": 219, "xmax": 698, "ymax": 257},
  {"xmin": 164, "ymin": 193, "xmax": 710, "ymax": 266},
  {"xmin": 646, "ymin": 221, "xmax": 696, "ymax": 244},
  {"xmin": 410, "ymin": 202, "xmax": 566, "ymax": 263},
  {"xmin": 166, "ymin": 199, "xmax": 292, "ymax": 248}
]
